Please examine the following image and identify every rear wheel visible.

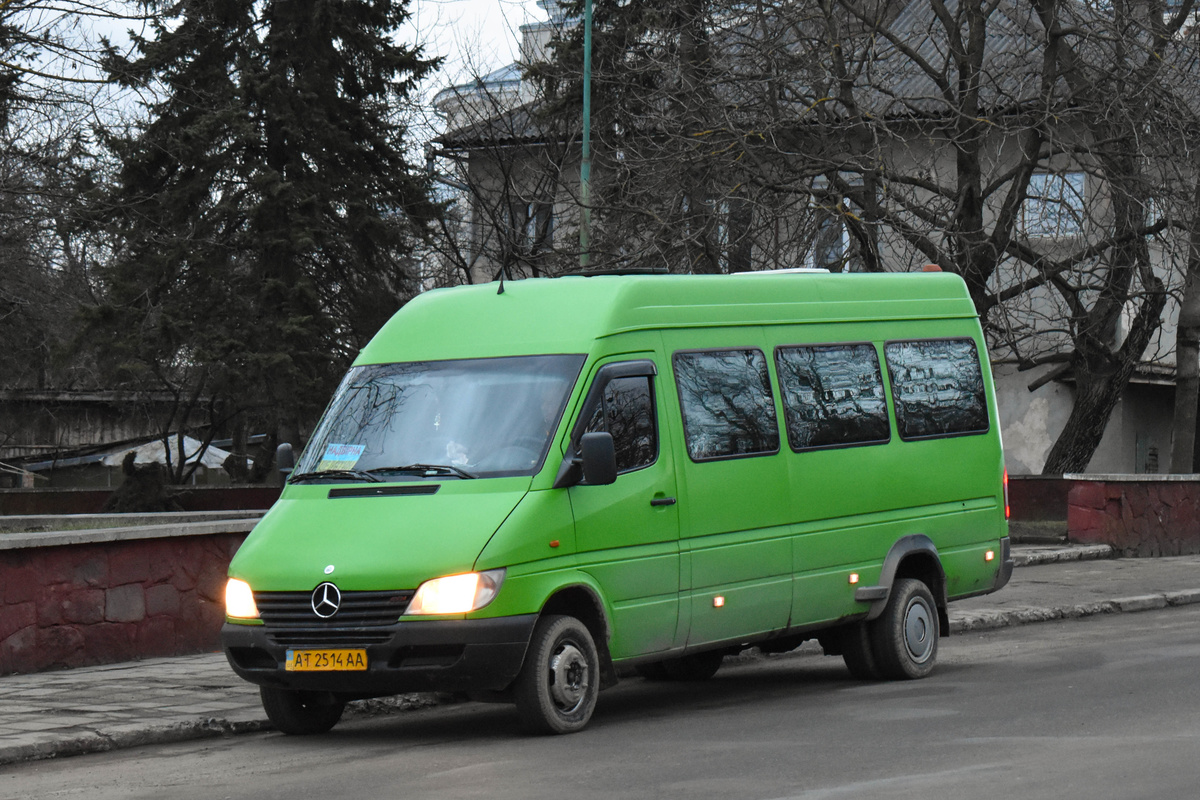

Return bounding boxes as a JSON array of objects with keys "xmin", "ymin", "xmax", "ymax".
[
  {"xmin": 514, "ymin": 614, "xmax": 599, "ymax": 734},
  {"xmin": 869, "ymin": 578, "xmax": 939, "ymax": 679},
  {"xmin": 260, "ymin": 687, "xmax": 345, "ymax": 735}
]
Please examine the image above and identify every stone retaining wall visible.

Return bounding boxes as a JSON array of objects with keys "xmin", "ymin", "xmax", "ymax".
[
  {"xmin": 0, "ymin": 486, "xmax": 280, "ymax": 515},
  {"xmin": 1067, "ymin": 474, "xmax": 1200, "ymax": 557},
  {"xmin": 0, "ymin": 521, "xmax": 254, "ymax": 675}
]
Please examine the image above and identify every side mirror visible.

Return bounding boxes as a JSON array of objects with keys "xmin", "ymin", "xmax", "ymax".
[
  {"xmin": 276, "ymin": 442, "xmax": 295, "ymax": 475},
  {"xmin": 580, "ymin": 432, "xmax": 617, "ymax": 486}
]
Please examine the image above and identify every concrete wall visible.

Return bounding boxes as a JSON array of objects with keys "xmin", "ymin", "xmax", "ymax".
[
  {"xmin": 994, "ymin": 363, "xmax": 1175, "ymax": 475},
  {"xmin": 0, "ymin": 520, "xmax": 256, "ymax": 676}
]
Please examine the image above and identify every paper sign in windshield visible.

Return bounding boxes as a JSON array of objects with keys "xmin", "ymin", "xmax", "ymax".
[{"xmin": 317, "ymin": 443, "xmax": 366, "ymax": 472}]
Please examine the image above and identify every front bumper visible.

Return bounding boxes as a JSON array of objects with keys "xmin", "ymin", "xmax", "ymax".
[{"xmin": 222, "ymin": 614, "xmax": 538, "ymax": 698}]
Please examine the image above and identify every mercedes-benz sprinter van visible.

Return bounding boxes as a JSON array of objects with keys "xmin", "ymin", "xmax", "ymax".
[{"xmin": 222, "ymin": 271, "xmax": 1012, "ymax": 735}]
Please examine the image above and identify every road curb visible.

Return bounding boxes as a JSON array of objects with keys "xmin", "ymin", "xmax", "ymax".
[
  {"xmin": 1012, "ymin": 544, "xmax": 1114, "ymax": 567},
  {"xmin": 950, "ymin": 588, "xmax": 1200, "ymax": 634},
  {"xmin": 0, "ymin": 717, "xmax": 272, "ymax": 767}
]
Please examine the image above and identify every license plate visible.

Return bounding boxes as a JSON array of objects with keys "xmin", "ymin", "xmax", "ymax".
[{"xmin": 285, "ymin": 649, "xmax": 368, "ymax": 672}]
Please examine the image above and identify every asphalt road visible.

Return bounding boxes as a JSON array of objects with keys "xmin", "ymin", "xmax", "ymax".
[{"xmin": 6, "ymin": 607, "xmax": 1200, "ymax": 800}]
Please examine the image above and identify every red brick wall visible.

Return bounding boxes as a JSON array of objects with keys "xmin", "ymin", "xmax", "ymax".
[
  {"xmin": 0, "ymin": 533, "xmax": 247, "ymax": 675},
  {"xmin": 1068, "ymin": 480, "xmax": 1200, "ymax": 557}
]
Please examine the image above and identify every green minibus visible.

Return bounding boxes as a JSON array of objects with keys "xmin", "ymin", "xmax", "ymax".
[{"xmin": 221, "ymin": 271, "xmax": 1012, "ymax": 735}]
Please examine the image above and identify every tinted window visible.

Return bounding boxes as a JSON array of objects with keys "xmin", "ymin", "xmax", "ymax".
[
  {"xmin": 884, "ymin": 339, "xmax": 988, "ymax": 440},
  {"xmin": 776, "ymin": 344, "xmax": 890, "ymax": 450},
  {"xmin": 673, "ymin": 349, "xmax": 779, "ymax": 461},
  {"xmin": 584, "ymin": 376, "xmax": 657, "ymax": 473}
]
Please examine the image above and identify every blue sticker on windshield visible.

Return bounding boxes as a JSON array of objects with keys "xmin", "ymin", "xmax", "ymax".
[{"xmin": 317, "ymin": 443, "xmax": 366, "ymax": 472}]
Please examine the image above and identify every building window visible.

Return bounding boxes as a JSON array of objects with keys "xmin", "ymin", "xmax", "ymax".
[
  {"xmin": 1022, "ymin": 172, "xmax": 1085, "ymax": 237},
  {"xmin": 775, "ymin": 344, "xmax": 890, "ymax": 451},
  {"xmin": 673, "ymin": 349, "xmax": 780, "ymax": 461},
  {"xmin": 523, "ymin": 202, "xmax": 554, "ymax": 254}
]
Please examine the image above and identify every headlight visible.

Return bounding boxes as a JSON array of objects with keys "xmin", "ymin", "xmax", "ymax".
[
  {"xmin": 405, "ymin": 569, "xmax": 505, "ymax": 615},
  {"xmin": 225, "ymin": 578, "xmax": 259, "ymax": 619}
]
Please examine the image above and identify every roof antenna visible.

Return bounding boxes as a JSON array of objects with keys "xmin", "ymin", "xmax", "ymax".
[{"xmin": 497, "ymin": 264, "xmax": 508, "ymax": 295}]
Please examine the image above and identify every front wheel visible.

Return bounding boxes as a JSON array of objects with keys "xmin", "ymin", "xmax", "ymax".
[
  {"xmin": 260, "ymin": 687, "xmax": 345, "ymax": 735},
  {"xmin": 514, "ymin": 614, "xmax": 600, "ymax": 734},
  {"xmin": 869, "ymin": 578, "xmax": 939, "ymax": 680}
]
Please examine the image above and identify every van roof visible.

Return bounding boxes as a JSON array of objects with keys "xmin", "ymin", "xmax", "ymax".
[{"xmin": 355, "ymin": 272, "xmax": 978, "ymax": 365}]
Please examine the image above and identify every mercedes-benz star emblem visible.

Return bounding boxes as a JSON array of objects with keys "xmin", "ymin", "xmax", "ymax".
[{"xmin": 311, "ymin": 582, "xmax": 341, "ymax": 619}]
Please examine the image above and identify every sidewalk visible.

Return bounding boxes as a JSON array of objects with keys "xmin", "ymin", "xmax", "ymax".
[{"xmin": 4, "ymin": 544, "xmax": 1200, "ymax": 767}]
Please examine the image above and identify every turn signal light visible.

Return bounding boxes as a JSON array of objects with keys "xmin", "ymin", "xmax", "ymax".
[
  {"xmin": 713, "ymin": 596, "xmax": 726, "ymax": 608},
  {"xmin": 985, "ymin": 550, "xmax": 995, "ymax": 562},
  {"xmin": 848, "ymin": 573, "xmax": 860, "ymax": 585}
]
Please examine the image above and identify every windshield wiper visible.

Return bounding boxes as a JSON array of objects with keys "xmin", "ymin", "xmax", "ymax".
[
  {"xmin": 288, "ymin": 469, "xmax": 383, "ymax": 484},
  {"xmin": 366, "ymin": 463, "xmax": 478, "ymax": 480}
]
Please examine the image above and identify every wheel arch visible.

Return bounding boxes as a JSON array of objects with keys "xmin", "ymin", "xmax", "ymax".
[
  {"xmin": 538, "ymin": 583, "xmax": 619, "ymax": 689},
  {"xmin": 860, "ymin": 534, "xmax": 949, "ymax": 634}
]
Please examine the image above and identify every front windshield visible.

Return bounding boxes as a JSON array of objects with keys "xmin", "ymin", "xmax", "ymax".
[{"xmin": 294, "ymin": 355, "xmax": 585, "ymax": 480}]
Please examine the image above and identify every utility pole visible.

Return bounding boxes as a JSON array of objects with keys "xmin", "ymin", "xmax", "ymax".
[{"xmin": 580, "ymin": 0, "xmax": 593, "ymax": 268}]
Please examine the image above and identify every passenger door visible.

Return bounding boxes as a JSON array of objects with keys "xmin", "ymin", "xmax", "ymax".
[
  {"xmin": 663, "ymin": 335, "xmax": 793, "ymax": 647},
  {"xmin": 567, "ymin": 357, "xmax": 681, "ymax": 660}
]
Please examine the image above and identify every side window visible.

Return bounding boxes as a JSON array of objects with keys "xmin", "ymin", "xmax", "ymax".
[
  {"xmin": 884, "ymin": 339, "xmax": 989, "ymax": 440},
  {"xmin": 673, "ymin": 349, "xmax": 779, "ymax": 461},
  {"xmin": 584, "ymin": 376, "xmax": 657, "ymax": 473},
  {"xmin": 775, "ymin": 344, "xmax": 890, "ymax": 451}
]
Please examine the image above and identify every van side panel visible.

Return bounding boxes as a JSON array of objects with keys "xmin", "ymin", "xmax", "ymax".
[{"xmin": 660, "ymin": 317, "xmax": 1004, "ymax": 649}]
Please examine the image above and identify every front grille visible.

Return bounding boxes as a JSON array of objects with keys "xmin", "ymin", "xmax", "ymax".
[
  {"xmin": 267, "ymin": 629, "xmax": 393, "ymax": 647},
  {"xmin": 255, "ymin": 589, "xmax": 415, "ymax": 627}
]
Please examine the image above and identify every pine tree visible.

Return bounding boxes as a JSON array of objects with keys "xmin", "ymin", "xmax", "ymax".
[{"xmin": 93, "ymin": 0, "xmax": 439, "ymax": 474}]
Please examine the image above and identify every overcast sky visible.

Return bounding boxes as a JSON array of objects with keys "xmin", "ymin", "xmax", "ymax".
[{"xmin": 407, "ymin": 0, "xmax": 548, "ymax": 86}]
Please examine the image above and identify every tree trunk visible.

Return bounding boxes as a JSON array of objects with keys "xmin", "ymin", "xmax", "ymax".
[
  {"xmin": 1043, "ymin": 286, "xmax": 1167, "ymax": 474},
  {"xmin": 1170, "ymin": 275, "xmax": 1200, "ymax": 472},
  {"xmin": 1042, "ymin": 367, "xmax": 1131, "ymax": 475},
  {"xmin": 1170, "ymin": 182, "xmax": 1200, "ymax": 472}
]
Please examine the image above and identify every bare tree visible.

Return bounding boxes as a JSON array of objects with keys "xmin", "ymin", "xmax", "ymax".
[{"xmin": 487, "ymin": 0, "xmax": 1196, "ymax": 473}]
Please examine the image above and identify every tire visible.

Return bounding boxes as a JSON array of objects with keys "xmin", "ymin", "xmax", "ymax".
[
  {"xmin": 661, "ymin": 650, "xmax": 725, "ymax": 681},
  {"xmin": 260, "ymin": 687, "xmax": 345, "ymax": 735},
  {"xmin": 840, "ymin": 623, "xmax": 882, "ymax": 680},
  {"xmin": 514, "ymin": 615, "xmax": 600, "ymax": 735},
  {"xmin": 869, "ymin": 578, "xmax": 939, "ymax": 680}
]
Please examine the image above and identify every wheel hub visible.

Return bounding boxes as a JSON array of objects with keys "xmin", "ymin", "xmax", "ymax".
[
  {"xmin": 903, "ymin": 599, "xmax": 934, "ymax": 663},
  {"xmin": 549, "ymin": 642, "xmax": 589, "ymax": 712}
]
